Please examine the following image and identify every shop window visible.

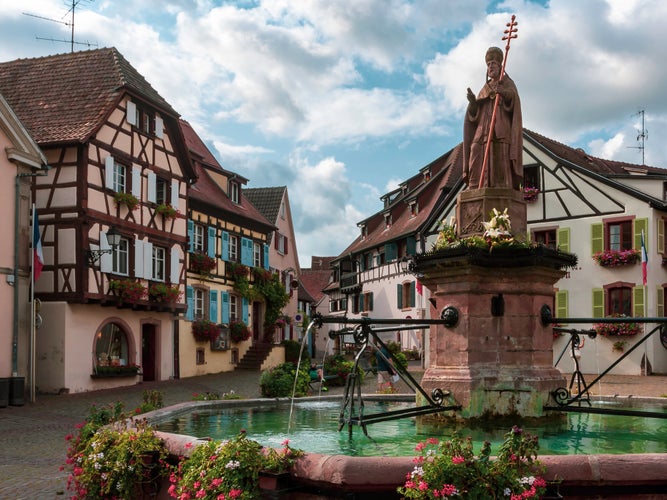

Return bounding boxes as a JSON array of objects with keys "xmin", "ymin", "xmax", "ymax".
[{"xmin": 95, "ymin": 323, "xmax": 131, "ymax": 368}]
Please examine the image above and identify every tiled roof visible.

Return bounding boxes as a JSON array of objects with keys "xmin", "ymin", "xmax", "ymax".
[
  {"xmin": 244, "ymin": 186, "xmax": 286, "ymax": 224},
  {"xmin": 337, "ymin": 144, "xmax": 462, "ymax": 258},
  {"xmin": 0, "ymin": 47, "xmax": 178, "ymax": 144},
  {"xmin": 179, "ymin": 120, "xmax": 274, "ymax": 231},
  {"xmin": 525, "ymin": 129, "xmax": 667, "ymax": 176}
]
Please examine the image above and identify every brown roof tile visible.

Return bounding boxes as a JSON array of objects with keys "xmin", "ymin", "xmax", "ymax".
[{"xmin": 0, "ymin": 47, "xmax": 178, "ymax": 145}]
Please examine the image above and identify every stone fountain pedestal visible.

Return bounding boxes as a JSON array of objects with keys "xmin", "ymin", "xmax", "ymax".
[{"xmin": 416, "ymin": 247, "xmax": 571, "ymax": 419}]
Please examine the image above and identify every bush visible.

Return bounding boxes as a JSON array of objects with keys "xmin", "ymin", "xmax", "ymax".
[
  {"xmin": 323, "ymin": 355, "xmax": 363, "ymax": 386},
  {"xmin": 282, "ymin": 339, "xmax": 308, "ymax": 365},
  {"xmin": 259, "ymin": 362, "xmax": 310, "ymax": 398}
]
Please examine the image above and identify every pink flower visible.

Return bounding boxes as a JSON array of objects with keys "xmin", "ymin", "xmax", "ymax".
[
  {"xmin": 426, "ymin": 437, "xmax": 439, "ymax": 445},
  {"xmin": 441, "ymin": 484, "xmax": 458, "ymax": 496},
  {"xmin": 418, "ymin": 481, "xmax": 429, "ymax": 491},
  {"xmin": 185, "ymin": 442, "xmax": 193, "ymax": 449},
  {"xmin": 415, "ymin": 441, "xmax": 426, "ymax": 452},
  {"xmin": 282, "ymin": 439, "xmax": 290, "ymax": 446},
  {"xmin": 211, "ymin": 478, "xmax": 223, "ymax": 487},
  {"xmin": 168, "ymin": 484, "xmax": 177, "ymax": 497},
  {"xmin": 451, "ymin": 455, "xmax": 465, "ymax": 464},
  {"xmin": 196, "ymin": 489, "xmax": 206, "ymax": 498},
  {"xmin": 228, "ymin": 489, "xmax": 242, "ymax": 498}
]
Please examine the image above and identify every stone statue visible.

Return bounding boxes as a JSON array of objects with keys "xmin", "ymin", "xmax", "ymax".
[{"xmin": 463, "ymin": 46, "xmax": 523, "ymax": 190}]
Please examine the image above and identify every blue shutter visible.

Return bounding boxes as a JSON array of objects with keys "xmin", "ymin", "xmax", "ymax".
[
  {"xmin": 263, "ymin": 243, "xmax": 270, "ymax": 270},
  {"xmin": 242, "ymin": 297, "xmax": 249, "ymax": 323},
  {"xmin": 221, "ymin": 291, "xmax": 230, "ymax": 324},
  {"xmin": 187, "ymin": 220, "xmax": 194, "ymax": 253},
  {"xmin": 241, "ymin": 237, "xmax": 253, "ymax": 266},
  {"xmin": 406, "ymin": 236, "xmax": 416, "ymax": 255},
  {"xmin": 207, "ymin": 226, "xmax": 216, "ymax": 258},
  {"xmin": 209, "ymin": 290, "xmax": 218, "ymax": 323},
  {"xmin": 221, "ymin": 231, "xmax": 229, "ymax": 261},
  {"xmin": 186, "ymin": 286, "xmax": 194, "ymax": 321}
]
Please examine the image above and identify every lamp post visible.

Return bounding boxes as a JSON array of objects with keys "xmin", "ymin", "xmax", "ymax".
[{"xmin": 86, "ymin": 226, "xmax": 121, "ymax": 266}]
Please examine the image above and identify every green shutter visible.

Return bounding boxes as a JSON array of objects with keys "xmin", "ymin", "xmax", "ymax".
[
  {"xmin": 396, "ymin": 284, "xmax": 403, "ymax": 309},
  {"xmin": 592, "ymin": 288, "xmax": 605, "ymax": 318},
  {"xmin": 406, "ymin": 236, "xmax": 416, "ymax": 255},
  {"xmin": 369, "ymin": 292, "xmax": 374, "ymax": 311},
  {"xmin": 634, "ymin": 218, "xmax": 648, "ymax": 251},
  {"xmin": 555, "ymin": 290, "xmax": 568, "ymax": 323},
  {"xmin": 557, "ymin": 228, "xmax": 570, "ymax": 253},
  {"xmin": 410, "ymin": 282, "xmax": 416, "ymax": 307},
  {"xmin": 657, "ymin": 287, "xmax": 664, "ymax": 317},
  {"xmin": 385, "ymin": 243, "xmax": 398, "ymax": 262},
  {"xmin": 657, "ymin": 219, "xmax": 665, "ymax": 254},
  {"xmin": 591, "ymin": 223, "xmax": 603, "ymax": 255},
  {"xmin": 633, "ymin": 286, "xmax": 645, "ymax": 317}
]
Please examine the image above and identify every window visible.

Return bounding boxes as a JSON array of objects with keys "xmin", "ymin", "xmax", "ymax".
[
  {"xmin": 229, "ymin": 235, "xmax": 238, "ymax": 262},
  {"xmin": 608, "ymin": 221, "xmax": 633, "ymax": 251},
  {"xmin": 276, "ymin": 232, "xmax": 288, "ymax": 254},
  {"xmin": 193, "ymin": 288, "xmax": 207, "ymax": 320},
  {"xmin": 384, "ymin": 213, "xmax": 392, "ymax": 229},
  {"xmin": 353, "ymin": 292, "xmax": 373, "ymax": 313},
  {"xmin": 196, "ymin": 348, "xmax": 205, "ymax": 365},
  {"xmin": 156, "ymin": 177, "xmax": 168, "ymax": 205},
  {"xmin": 397, "ymin": 282, "xmax": 416, "ymax": 309},
  {"xmin": 523, "ymin": 165, "xmax": 539, "ymax": 190},
  {"xmin": 533, "ymin": 229, "xmax": 557, "ymax": 249},
  {"xmin": 192, "ymin": 224, "xmax": 205, "ymax": 253},
  {"xmin": 95, "ymin": 323, "xmax": 131, "ymax": 368},
  {"xmin": 152, "ymin": 246, "xmax": 166, "ymax": 281},
  {"xmin": 112, "ymin": 238, "xmax": 129, "ymax": 275},
  {"xmin": 409, "ymin": 201, "xmax": 418, "ymax": 217},
  {"xmin": 607, "ymin": 286, "xmax": 632, "ymax": 316},
  {"xmin": 230, "ymin": 294, "xmax": 238, "ymax": 322},
  {"xmin": 229, "ymin": 181, "xmax": 240, "ymax": 203},
  {"xmin": 253, "ymin": 242, "xmax": 262, "ymax": 267},
  {"xmin": 112, "ymin": 161, "xmax": 127, "ymax": 193}
]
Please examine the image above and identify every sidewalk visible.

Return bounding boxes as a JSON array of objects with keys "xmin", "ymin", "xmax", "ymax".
[{"xmin": 0, "ymin": 369, "xmax": 664, "ymax": 499}]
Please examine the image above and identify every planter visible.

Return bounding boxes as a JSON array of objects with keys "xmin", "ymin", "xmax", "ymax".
[{"xmin": 258, "ymin": 471, "xmax": 291, "ymax": 491}]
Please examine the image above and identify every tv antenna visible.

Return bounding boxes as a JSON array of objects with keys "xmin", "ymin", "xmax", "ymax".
[
  {"xmin": 627, "ymin": 109, "xmax": 647, "ymax": 165},
  {"xmin": 23, "ymin": 0, "xmax": 97, "ymax": 53}
]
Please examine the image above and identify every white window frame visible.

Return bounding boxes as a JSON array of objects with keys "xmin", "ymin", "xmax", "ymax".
[
  {"xmin": 153, "ymin": 246, "xmax": 166, "ymax": 282},
  {"xmin": 253, "ymin": 242, "xmax": 262, "ymax": 267},
  {"xmin": 194, "ymin": 288, "xmax": 206, "ymax": 320},
  {"xmin": 113, "ymin": 162, "xmax": 127, "ymax": 193},
  {"xmin": 112, "ymin": 238, "xmax": 129, "ymax": 276},
  {"xmin": 230, "ymin": 294, "xmax": 238, "ymax": 322},
  {"xmin": 229, "ymin": 234, "xmax": 238, "ymax": 262},
  {"xmin": 193, "ymin": 224, "xmax": 205, "ymax": 253},
  {"xmin": 229, "ymin": 182, "xmax": 239, "ymax": 204}
]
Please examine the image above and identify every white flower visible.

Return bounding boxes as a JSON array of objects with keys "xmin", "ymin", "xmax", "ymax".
[
  {"xmin": 225, "ymin": 460, "xmax": 240, "ymax": 469},
  {"xmin": 519, "ymin": 476, "xmax": 536, "ymax": 485},
  {"xmin": 504, "ymin": 487, "xmax": 512, "ymax": 496}
]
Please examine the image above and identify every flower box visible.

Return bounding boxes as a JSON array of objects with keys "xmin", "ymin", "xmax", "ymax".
[
  {"xmin": 189, "ymin": 252, "xmax": 216, "ymax": 276},
  {"xmin": 148, "ymin": 283, "xmax": 181, "ymax": 303},
  {"xmin": 523, "ymin": 186, "xmax": 540, "ymax": 202},
  {"xmin": 593, "ymin": 249, "xmax": 640, "ymax": 267},
  {"xmin": 113, "ymin": 191, "xmax": 139, "ymax": 210},
  {"xmin": 91, "ymin": 364, "xmax": 140, "ymax": 378},
  {"xmin": 229, "ymin": 319, "xmax": 251, "ymax": 343},
  {"xmin": 109, "ymin": 279, "xmax": 146, "ymax": 305},
  {"xmin": 191, "ymin": 319, "xmax": 221, "ymax": 342},
  {"xmin": 594, "ymin": 315, "xmax": 642, "ymax": 336},
  {"xmin": 155, "ymin": 203, "xmax": 178, "ymax": 219}
]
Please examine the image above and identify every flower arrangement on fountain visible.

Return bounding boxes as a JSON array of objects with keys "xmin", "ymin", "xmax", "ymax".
[
  {"xmin": 168, "ymin": 431, "xmax": 303, "ymax": 500},
  {"xmin": 398, "ymin": 426, "xmax": 547, "ymax": 500},
  {"xmin": 592, "ymin": 249, "xmax": 640, "ymax": 267},
  {"xmin": 593, "ymin": 314, "xmax": 642, "ymax": 336},
  {"xmin": 433, "ymin": 208, "xmax": 532, "ymax": 252},
  {"xmin": 230, "ymin": 319, "xmax": 252, "ymax": 343}
]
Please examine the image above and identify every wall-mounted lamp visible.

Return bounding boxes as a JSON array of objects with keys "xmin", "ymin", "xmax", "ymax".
[
  {"xmin": 399, "ymin": 255, "xmax": 414, "ymax": 274},
  {"xmin": 86, "ymin": 226, "xmax": 121, "ymax": 266}
]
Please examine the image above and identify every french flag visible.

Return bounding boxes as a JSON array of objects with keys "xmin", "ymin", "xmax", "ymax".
[
  {"xmin": 641, "ymin": 230, "xmax": 647, "ymax": 286},
  {"xmin": 33, "ymin": 208, "xmax": 43, "ymax": 281}
]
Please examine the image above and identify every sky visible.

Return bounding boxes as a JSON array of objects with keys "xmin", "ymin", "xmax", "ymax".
[{"xmin": 2, "ymin": 0, "xmax": 667, "ymax": 267}]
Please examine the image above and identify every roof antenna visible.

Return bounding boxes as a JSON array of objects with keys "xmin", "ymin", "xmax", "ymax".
[
  {"xmin": 627, "ymin": 109, "xmax": 647, "ymax": 165},
  {"xmin": 23, "ymin": 0, "xmax": 97, "ymax": 53}
]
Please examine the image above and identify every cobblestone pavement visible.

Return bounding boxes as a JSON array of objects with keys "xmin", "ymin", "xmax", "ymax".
[{"xmin": 0, "ymin": 369, "xmax": 665, "ymax": 499}]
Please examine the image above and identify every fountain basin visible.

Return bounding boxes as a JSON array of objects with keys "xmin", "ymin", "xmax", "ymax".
[{"xmin": 146, "ymin": 396, "xmax": 667, "ymax": 498}]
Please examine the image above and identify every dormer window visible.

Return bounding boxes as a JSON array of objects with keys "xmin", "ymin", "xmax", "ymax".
[
  {"xmin": 229, "ymin": 181, "xmax": 240, "ymax": 204},
  {"xmin": 423, "ymin": 169, "xmax": 431, "ymax": 182},
  {"xmin": 360, "ymin": 225, "xmax": 367, "ymax": 239},
  {"xmin": 384, "ymin": 213, "xmax": 392, "ymax": 228},
  {"xmin": 409, "ymin": 201, "xmax": 418, "ymax": 217}
]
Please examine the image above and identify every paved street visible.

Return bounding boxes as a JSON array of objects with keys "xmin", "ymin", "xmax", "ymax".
[{"xmin": 0, "ymin": 369, "xmax": 665, "ymax": 499}]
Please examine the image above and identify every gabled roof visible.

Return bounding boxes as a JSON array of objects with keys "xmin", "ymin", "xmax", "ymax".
[
  {"xmin": 300, "ymin": 256, "xmax": 336, "ymax": 303},
  {"xmin": 0, "ymin": 47, "xmax": 178, "ymax": 145},
  {"xmin": 336, "ymin": 144, "xmax": 462, "ymax": 259},
  {"xmin": 244, "ymin": 186, "xmax": 287, "ymax": 224},
  {"xmin": 179, "ymin": 120, "xmax": 274, "ymax": 232}
]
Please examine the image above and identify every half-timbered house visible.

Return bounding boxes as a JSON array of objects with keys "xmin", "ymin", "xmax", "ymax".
[
  {"xmin": 244, "ymin": 186, "xmax": 301, "ymax": 343},
  {"xmin": 0, "ymin": 48, "xmax": 195, "ymax": 393},
  {"xmin": 0, "ymin": 93, "xmax": 49, "ymax": 404},
  {"xmin": 178, "ymin": 120, "xmax": 278, "ymax": 377}
]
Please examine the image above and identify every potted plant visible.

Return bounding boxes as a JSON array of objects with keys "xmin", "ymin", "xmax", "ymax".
[
  {"xmin": 613, "ymin": 340, "xmax": 628, "ymax": 352},
  {"xmin": 592, "ymin": 249, "xmax": 640, "ymax": 267},
  {"xmin": 113, "ymin": 191, "xmax": 139, "ymax": 210},
  {"xmin": 155, "ymin": 203, "xmax": 178, "ymax": 219},
  {"xmin": 398, "ymin": 426, "xmax": 547, "ymax": 499},
  {"xmin": 189, "ymin": 251, "xmax": 216, "ymax": 276},
  {"xmin": 148, "ymin": 283, "xmax": 181, "ymax": 303},
  {"xmin": 191, "ymin": 319, "xmax": 221, "ymax": 342},
  {"xmin": 92, "ymin": 363, "xmax": 141, "ymax": 378},
  {"xmin": 230, "ymin": 319, "xmax": 251, "ymax": 343},
  {"xmin": 522, "ymin": 185, "xmax": 540, "ymax": 202},
  {"xmin": 67, "ymin": 419, "xmax": 168, "ymax": 499},
  {"xmin": 258, "ymin": 438, "xmax": 304, "ymax": 491},
  {"xmin": 109, "ymin": 279, "xmax": 146, "ymax": 305}
]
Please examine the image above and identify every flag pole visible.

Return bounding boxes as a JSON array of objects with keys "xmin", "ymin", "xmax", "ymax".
[
  {"xmin": 30, "ymin": 204, "xmax": 36, "ymax": 402},
  {"xmin": 641, "ymin": 229, "xmax": 648, "ymax": 376}
]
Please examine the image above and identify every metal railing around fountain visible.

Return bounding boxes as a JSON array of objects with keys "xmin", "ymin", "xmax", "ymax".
[
  {"xmin": 311, "ymin": 313, "xmax": 461, "ymax": 438},
  {"xmin": 541, "ymin": 305, "xmax": 667, "ymax": 419}
]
